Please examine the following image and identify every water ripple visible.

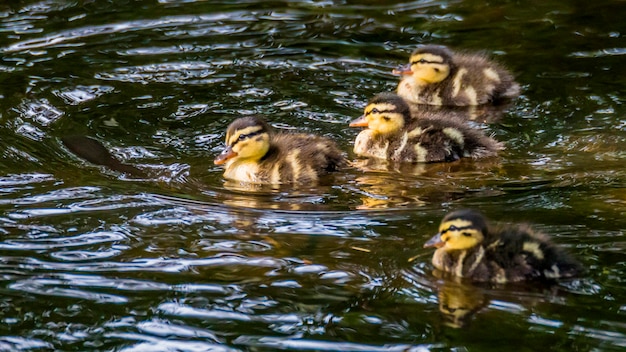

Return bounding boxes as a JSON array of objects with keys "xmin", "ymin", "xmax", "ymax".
[
  {"xmin": 95, "ymin": 61, "xmax": 232, "ymax": 85},
  {"xmin": 233, "ymin": 336, "xmax": 434, "ymax": 352},
  {"xmin": 1, "ymin": 0, "xmax": 625, "ymax": 350},
  {"xmin": 1, "ymin": 13, "xmax": 254, "ymax": 54},
  {"xmin": 0, "ymin": 337, "xmax": 53, "ymax": 351},
  {"xmin": 9, "ymin": 278, "xmax": 128, "ymax": 303},
  {"xmin": 115, "ymin": 339, "xmax": 235, "ymax": 352},
  {"xmin": 0, "ymin": 230, "xmax": 126, "ymax": 250},
  {"xmin": 158, "ymin": 302, "xmax": 301, "ymax": 324}
]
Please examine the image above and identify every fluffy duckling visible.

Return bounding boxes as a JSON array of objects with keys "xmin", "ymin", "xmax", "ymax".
[
  {"xmin": 214, "ymin": 116, "xmax": 345, "ymax": 184},
  {"xmin": 394, "ymin": 45, "xmax": 520, "ymax": 106},
  {"xmin": 424, "ymin": 209, "xmax": 583, "ymax": 283},
  {"xmin": 349, "ymin": 93, "xmax": 503, "ymax": 163}
]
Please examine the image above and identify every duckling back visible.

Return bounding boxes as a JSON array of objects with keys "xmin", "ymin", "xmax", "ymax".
[
  {"xmin": 485, "ymin": 224, "xmax": 583, "ymax": 282},
  {"xmin": 258, "ymin": 133, "xmax": 345, "ymax": 184},
  {"xmin": 354, "ymin": 116, "xmax": 503, "ymax": 163},
  {"xmin": 453, "ymin": 51, "xmax": 520, "ymax": 104}
]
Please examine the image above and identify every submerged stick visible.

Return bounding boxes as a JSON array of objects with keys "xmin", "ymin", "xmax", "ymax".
[{"xmin": 61, "ymin": 135, "xmax": 147, "ymax": 177}]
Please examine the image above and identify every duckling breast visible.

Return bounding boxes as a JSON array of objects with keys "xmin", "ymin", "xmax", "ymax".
[
  {"xmin": 223, "ymin": 161, "xmax": 261, "ymax": 183},
  {"xmin": 354, "ymin": 130, "xmax": 391, "ymax": 159}
]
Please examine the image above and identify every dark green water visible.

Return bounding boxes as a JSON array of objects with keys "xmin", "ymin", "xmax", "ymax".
[{"xmin": 1, "ymin": 0, "xmax": 625, "ymax": 350}]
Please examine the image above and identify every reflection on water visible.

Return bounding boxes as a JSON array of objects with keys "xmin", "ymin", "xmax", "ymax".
[
  {"xmin": 1, "ymin": 0, "xmax": 626, "ymax": 350},
  {"xmin": 436, "ymin": 280, "xmax": 487, "ymax": 328}
]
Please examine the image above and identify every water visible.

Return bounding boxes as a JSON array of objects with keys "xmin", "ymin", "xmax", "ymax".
[{"xmin": 1, "ymin": 0, "xmax": 625, "ymax": 350}]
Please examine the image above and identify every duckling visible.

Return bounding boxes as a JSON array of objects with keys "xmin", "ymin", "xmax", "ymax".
[
  {"xmin": 394, "ymin": 45, "xmax": 520, "ymax": 106},
  {"xmin": 349, "ymin": 93, "xmax": 503, "ymax": 163},
  {"xmin": 424, "ymin": 209, "xmax": 583, "ymax": 283},
  {"xmin": 214, "ymin": 116, "xmax": 345, "ymax": 184}
]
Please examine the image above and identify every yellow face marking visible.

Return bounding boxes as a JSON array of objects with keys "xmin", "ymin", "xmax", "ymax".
[
  {"xmin": 228, "ymin": 130, "xmax": 270, "ymax": 161},
  {"xmin": 227, "ymin": 125, "xmax": 263, "ymax": 146},
  {"xmin": 363, "ymin": 103, "xmax": 405, "ymax": 135},
  {"xmin": 410, "ymin": 53, "xmax": 445, "ymax": 66},
  {"xmin": 438, "ymin": 219, "xmax": 472, "ymax": 235},
  {"xmin": 523, "ymin": 242, "xmax": 544, "ymax": 260},
  {"xmin": 442, "ymin": 127, "xmax": 465, "ymax": 147},
  {"xmin": 438, "ymin": 219, "xmax": 484, "ymax": 251},
  {"xmin": 371, "ymin": 119, "xmax": 403, "ymax": 134},
  {"xmin": 409, "ymin": 53, "xmax": 450, "ymax": 85},
  {"xmin": 364, "ymin": 102, "xmax": 396, "ymax": 116},
  {"xmin": 451, "ymin": 68, "xmax": 467, "ymax": 98},
  {"xmin": 483, "ymin": 68, "xmax": 501, "ymax": 82}
]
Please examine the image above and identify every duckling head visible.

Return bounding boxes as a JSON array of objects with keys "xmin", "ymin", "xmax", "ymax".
[
  {"xmin": 349, "ymin": 93, "xmax": 411, "ymax": 136},
  {"xmin": 424, "ymin": 209, "xmax": 488, "ymax": 251},
  {"xmin": 393, "ymin": 45, "xmax": 453, "ymax": 85},
  {"xmin": 214, "ymin": 116, "xmax": 272, "ymax": 165}
]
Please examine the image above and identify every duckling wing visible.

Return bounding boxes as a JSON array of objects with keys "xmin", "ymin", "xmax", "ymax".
[
  {"xmin": 486, "ymin": 225, "xmax": 583, "ymax": 281},
  {"xmin": 268, "ymin": 134, "xmax": 345, "ymax": 183},
  {"xmin": 408, "ymin": 119, "xmax": 502, "ymax": 163},
  {"xmin": 453, "ymin": 52, "xmax": 520, "ymax": 104}
]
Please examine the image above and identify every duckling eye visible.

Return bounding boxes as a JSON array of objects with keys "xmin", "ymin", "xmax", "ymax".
[
  {"xmin": 448, "ymin": 225, "xmax": 458, "ymax": 231},
  {"xmin": 238, "ymin": 133, "xmax": 249, "ymax": 141},
  {"xmin": 371, "ymin": 108, "xmax": 380, "ymax": 114}
]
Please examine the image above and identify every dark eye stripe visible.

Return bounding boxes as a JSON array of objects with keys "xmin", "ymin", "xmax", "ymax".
[
  {"xmin": 411, "ymin": 59, "xmax": 444, "ymax": 65},
  {"xmin": 440, "ymin": 225, "xmax": 473, "ymax": 235},
  {"xmin": 366, "ymin": 109, "xmax": 394, "ymax": 116},
  {"xmin": 231, "ymin": 130, "xmax": 263, "ymax": 146}
]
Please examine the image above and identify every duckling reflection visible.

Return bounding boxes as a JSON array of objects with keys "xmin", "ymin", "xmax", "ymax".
[
  {"xmin": 219, "ymin": 183, "xmax": 333, "ymax": 211},
  {"xmin": 394, "ymin": 45, "xmax": 520, "ymax": 106},
  {"xmin": 350, "ymin": 158, "xmax": 503, "ymax": 210},
  {"xmin": 353, "ymin": 173, "xmax": 426, "ymax": 210},
  {"xmin": 436, "ymin": 280, "xmax": 487, "ymax": 328}
]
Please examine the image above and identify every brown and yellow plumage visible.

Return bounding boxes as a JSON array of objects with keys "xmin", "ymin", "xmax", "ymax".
[
  {"xmin": 424, "ymin": 209, "xmax": 583, "ymax": 283},
  {"xmin": 394, "ymin": 45, "xmax": 520, "ymax": 106},
  {"xmin": 349, "ymin": 93, "xmax": 503, "ymax": 163},
  {"xmin": 214, "ymin": 116, "xmax": 345, "ymax": 184}
]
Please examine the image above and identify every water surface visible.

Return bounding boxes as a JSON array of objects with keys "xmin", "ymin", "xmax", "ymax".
[{"xmin": 1, "ymin": 0, "xmax": 625, "ymax": 351}]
